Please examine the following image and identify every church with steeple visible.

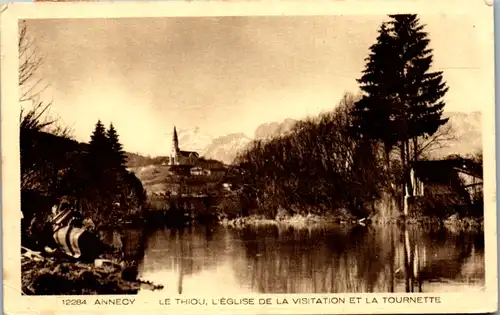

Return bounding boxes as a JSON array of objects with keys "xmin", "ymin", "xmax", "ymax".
[{"xmin": 169, "ymin": 126, "xmax": 200, "ymax": 166}]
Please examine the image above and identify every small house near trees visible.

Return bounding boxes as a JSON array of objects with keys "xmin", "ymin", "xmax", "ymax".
[{"xmin": 405, "ymin": 157, "xmax": 483, "ymax": 217}]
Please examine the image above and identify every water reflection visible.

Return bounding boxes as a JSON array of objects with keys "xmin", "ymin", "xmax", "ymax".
[{"xmin": 135, "ymin": 224, "xmax": 484, "ymax": 294}]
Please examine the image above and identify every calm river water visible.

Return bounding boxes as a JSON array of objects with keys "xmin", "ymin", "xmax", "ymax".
[{"xmin": 119, "ymin": 224, "xmax": 484, "ymax": 294}]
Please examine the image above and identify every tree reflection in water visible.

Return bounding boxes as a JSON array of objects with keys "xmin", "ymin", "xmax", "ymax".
[{"xmin": 133, "ymin": 224, "xmax": 484, "ymax": 294}]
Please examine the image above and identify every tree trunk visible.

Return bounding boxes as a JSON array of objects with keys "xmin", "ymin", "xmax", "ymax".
[
  {"xmin": 401, "ymin": 141, "xmax": 414, "ymax": 216},
  {"xmin": 384, "ymin": 145, "xmax": 392, "ymax": 174},
  {"xmin": 412, "ymin": 137, "xmax": 419, "ymax": 163}
]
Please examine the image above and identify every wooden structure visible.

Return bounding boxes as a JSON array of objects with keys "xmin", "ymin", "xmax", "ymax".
[{"xmin": 404, "ymin": 158, "xmax": 483, "ymax": 215}]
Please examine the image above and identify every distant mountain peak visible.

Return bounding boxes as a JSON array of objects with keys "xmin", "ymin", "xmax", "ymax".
[
  {"xmin": 202, "ymin": 118, "xmax": 298, "ymax": 164},
  {"xmin": 175, "ymin": 126, "xmax": 214, "ymax": 153},
  {"xmin": 253, "ymin": 118, "xmax": 298, "ymax": 139},
  {"xmin": 427, "ymin": 111, "xmax": 482, "ymax": 159}
]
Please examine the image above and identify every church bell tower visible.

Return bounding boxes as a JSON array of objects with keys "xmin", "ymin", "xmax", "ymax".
[{"xmin": 170, "ymin": 126, "xmax": 180, "ymax": 165}]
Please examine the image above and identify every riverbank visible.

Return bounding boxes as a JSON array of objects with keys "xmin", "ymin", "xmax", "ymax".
[
  {"xmin": 219, "ymin": 212, "xmax": 359, "ymax": 229},
  {"xmin": 219, "ymin": 212, "xmax": 483, "ymax": 232},
  {"xmin": 21, "ymin": 249, "xmax": 164, "ymax": 295},
  {"xmin": 371, "ymin": 213, "xmax": 483, "ymax": 232}
]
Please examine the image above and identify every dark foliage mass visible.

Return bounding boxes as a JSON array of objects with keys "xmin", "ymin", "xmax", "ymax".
[
  {"xmin": 233, "ymin": 93, "xmax": 389, "ymax": 218},
  {"xmin": 351, "ymin": 14, "xmax": 449, "ymax": 193},
  {"xmin": 21, "ymin": 120, "xmax": 147, "ymax": 243}
]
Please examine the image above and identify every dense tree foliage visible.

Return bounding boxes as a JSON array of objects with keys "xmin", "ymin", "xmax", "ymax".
[
  {"xmin": 107, "ymin": 123, "xmax": 127, "ymax": 168},
  {"xmin": 353, "ymin": 16, "xmax": 448, "ymax": 160},
  {"xmin": 22, "ymin": 120, "xmax": 146, "ymax": 239},
  {"xmin": 73, "ymin": 121, "xmax": 145, "ymax": 223},
  {"xmin": 234, "ymin": 94, "xmax": 388, "ymax": 218},
  {"xmin": 352, "ymin": 14, "xmax": 449, "ymax": 208}
]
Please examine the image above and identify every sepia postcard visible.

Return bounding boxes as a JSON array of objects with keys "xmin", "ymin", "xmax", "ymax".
[{"xmin": 0, "ymin": 0, "xmax": 497, "ymax": 314}]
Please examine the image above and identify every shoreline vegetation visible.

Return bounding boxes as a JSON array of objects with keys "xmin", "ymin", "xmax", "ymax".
[{"xmin": 218, "ymin": 212, "xmax": 483, "ymax": 232}]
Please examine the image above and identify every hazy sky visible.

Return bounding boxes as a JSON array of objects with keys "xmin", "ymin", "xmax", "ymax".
[{"xmin": 24, "ymin": 14, "xmax": 487, "ymax": 156}]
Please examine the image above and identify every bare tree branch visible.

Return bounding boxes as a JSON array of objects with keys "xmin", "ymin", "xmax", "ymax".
[
  {"xmin": 19, "ymin": 20, "xmax": 49, "ymax": 102},
  {"xmin": 19, "ymin": 21, "xmax": 72, "ymax": 138},
  {"xmin": 412, "ymin": 123, "xmax": 458, "ymax": 160}
]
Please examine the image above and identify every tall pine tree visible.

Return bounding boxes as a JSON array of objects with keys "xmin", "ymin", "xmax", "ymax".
[
  {"xmin": 352, "ymin": 23, "xmax": 401, "ymax": 165},
  {"xmin": 89, "ymin": 120, "xmax": 107, "ymax": 150},
  {"xmin": 107, "ymin": 123, "xmax": 127, "ymax": 171},
  {"xmin": 86, "ymin": 120, "xmax": 112, "ymax": 211},
  {"xmin": 88, "ymin": 120, "xmax": 110, "ymax": 172},
  {"xmin": 388, "ymin": 15, "xmax": 449, "ymax": 163},
  {"xmin": 353, "ymin": 14, "xmax": 448, "ymax": 194}
]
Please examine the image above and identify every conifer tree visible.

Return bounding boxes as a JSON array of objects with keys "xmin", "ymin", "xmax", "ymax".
[
  {"xmin": 388, "ymin": 14, "xmax": 449, "ymax": 163},
  {"xmin": 107, "ymin": 123, "xmax": 127, "ymax": 170},
  {"xmin": 89, "ymin": 120, "xmax": 108, "ymax": 151},
  {"xmin": 88, "ymin": 120, "xmax": 110, "ymax": 171},
  {"xmin": 86, "ymin": 120, "xmax": 112, "ymax": 209},
  {"xmin": 353, "ymin": 14, "xmax": 449, "ymax": 190},
  {"xmin": 352, "ymin": 23, "xmax": 400, "ymax": 164}
]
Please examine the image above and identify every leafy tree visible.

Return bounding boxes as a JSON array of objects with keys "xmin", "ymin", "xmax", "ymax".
[{"xmin": 353, "ymin": 14, "xmax": 449, "ymax": 202}]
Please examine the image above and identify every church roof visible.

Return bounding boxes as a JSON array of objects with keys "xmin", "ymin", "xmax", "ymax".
[
  {"xmin": 178, "ymin": 150, "xmax": 199, "ymax": 157},
  {"xmin": 173, "ymin": 126, "xmax": 179, "ymax": 145}
]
